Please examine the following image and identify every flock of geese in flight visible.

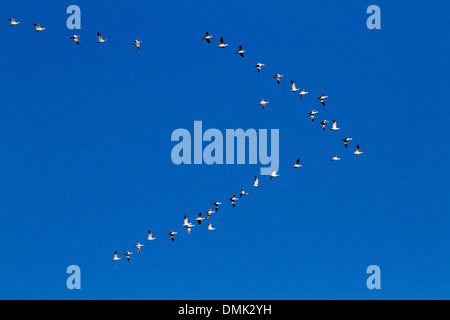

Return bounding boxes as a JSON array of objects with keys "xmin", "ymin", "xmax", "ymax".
[{"xmin": 6, "ymin": 19, "xmax": 363, "ymax": 262}]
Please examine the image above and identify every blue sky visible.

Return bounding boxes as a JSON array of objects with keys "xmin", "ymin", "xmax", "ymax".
[{"xmin": 0, "ymin": 0, "xmax": 449, "ymax": 299}]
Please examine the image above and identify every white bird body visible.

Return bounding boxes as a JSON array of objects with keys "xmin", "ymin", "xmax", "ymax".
[
  {"xmin": 320, "ymin": 120, "xmax": 329, "ymax": 131},
  {"xmin": 240, "ymin": 189, "xmax": 248, "ymax": 198},
  {"xmin": 97, "ymin": 32, "xmax": 107, "ymax": 43},
  {"xmin": 135, "ymin": 243, "xmax": 144, "ymax": 252},
  {"xmin": 133, "ymin": 40, "xmax": 142, "ymax": 50},
  {"xmin": 343, "ymin": 137, "xmax": 352, "ymax": 148},
  {"xmin": 354, "ymin": 145, "xmax": 364, "ymax": 155},
  {"xmin": 124, "ymin": 251, "xmax": 133, "ymax": 261},
  {"xmin": 253, "ymin": 176, "xmax": 262, "ymax": 187},
  {"xmin": 259, "ymin": 99, "xmax": 269, "ymax": 109},
  {"xmin": 290, "ymin": 81, "xmax": 300, "ymax": 92},
  {"xmin": 300, "ymin": 89, "xmax": 309, "ymax": 98},
  {"xmin": 71, "ymin": 35, "xmax": 80, "ymax": 45},
  {"xmin": 206, "ymin": 209, "xmax": 215, "ymax": 219},
  {"xmin": 213, "ymin": 201, "xmax": 222, "ymax": 212},
  {"xmin": 293, "ymin": 158, "xmax": 302, "ymax": 168},
  {"xmin": 228, "ymin": 195, "xmax": 238, "ymax": 207},
  {"xmin": 236, "ymin": 45, "xmax": 245, "ymax": 57},
  {"xmin": 33, "ymin": 24, "xmax": 45, "ymax": 32},
  {"xmin": 112, "ymin": 251, "xmax": 121, "ymax": 261},
  {"xmin": 203, "ymin": 32, "xmax": 213, "ymax": 43},
  {"xmin": 273, "ymin": 74, "xmax": 283, "ymax": 84},
  {"xmin": 218, "ymin": 37, "xmax": 228, "ymax": 48},
  {"xmin": 9, "ymin": 19, "xmax": 20, "ymax": 26},
  {"xmin": 183, "ymin": 215, "xmax": 195, "ymax": 233},
  {"xmin": 195, "ymin": 213, "xmax": 205, "ymax": 225},
  {"xmin": 270, "ymin": 170, "xmax": 280, "ymax": 179},
  {"xmin": 207, "ymin": 223, "xmax": 216, "ymax": 231},
  {"xmin": 331, "ymin": 155, "xmax": 341, "ymax": 161},
  {"xmin": 147, "ymin": 230, "xmax": 156, "ymax": 241},
  {"xmin": 331, "ymin": 120, "xmax": 340, "ymax": 131},
  {"xmin": 318, "ymin": 95, "xmax": 328, "ymax": 106},
  {"xmin": 168, "ymin": 231, "xmax": 177, "ymax": 242},
  {"xmin": 254, "ymin": 63, "xmax": 265, "ymax": 72},
  {"xmin": 308, "ymin": 110, "xmax": 319, "ymax": 121}
]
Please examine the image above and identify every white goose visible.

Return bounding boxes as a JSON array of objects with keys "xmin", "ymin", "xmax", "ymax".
[
  {"xmin": 308, "ymin": 110, "xmax": 319, "ymax": 122},
  {"xmin": 195, "ymin": 213, "xmax": 205, "ymax": 225},
  {"xmin": 33, "ymin": 24, "xmax": 45, "ymax": 32},
  {"xmin": 135, "ymin": 243, "xmax": 144, "ymax": 252},
  {"xmin": 213, "ymin": 201, "xmax": 222, "ymax": 212},
  {"xmin": 253, "ymin": 176, "xmax": 262, "ymax": 187},
  {"xmin": 70, "ymin": 35, "xmax": 80, "ymax": 45},
  {"xmin": 124, "ymin": 251, "xmax": 133, "ymax": 261},
  {"xmin": 354, "ymin": 145, "xmax": 364, "ymax": 155},
  {"xmin": 132, "ymin": 40, "xmax": 142, "ymax": 50},
  {"xmin": 320, "ymin": 120, "xmax": 329, "ymax": 131},
  {"xmin": 273, "ymin": 74, "xmax": 283, "ymax": 85},
  {"xmin": 207, "ymin": 223, "xmax": 216, "ymax": 231},
  {"xmin": 293, "ymin": 158, "xmax": 302, "ymax": 168},
  {"xmin": 112, "ymin": 251, "xmax": 121, "ymax": 261},
  {"xmin": 168, "ymin": 231, "xmax": 177, "ymax": 242},
  {"xmin": 97, "ymin": 32, "xmax": 107, "ymax": 43},
  {"xmin": 147, "ymin": 230, "xmax": 156, "ymax": 241},
  {"xmin": 202, "ymin": 32, "xmax": 213, "ymax": 43},
  {"xmin": 228, "ymin": 195, "xmax": 238, "ymax": 207},
  {"xmin": 331, "ymin": 120, "xmax": 340, "ymax": 131},
  {"xmin": 254, "ymin": 63, "xmax": 265, "ymax": 73},
  {"xmin": 270, "ymin": 170, "xmax": 280, "ymax": 179},
  {"xmin": 236, "ymin": 45, "xmax": 245, "ymax": 57},
  {"xmin": 290, "ymin": 81, "xmax": 300, "ymax": 92},
  {"xmin": 206, "ymin": 209, "xmax": 215, "ymax": 219},
  {"xmin": 331, "ymin": 155, "xmax": 341, "ymax": 161},
  {"xmin": 343, "ymin": 137, "xmax": 352, "ymax": 148},
  {"xmin": 240, "ymin": 189, "xmax": 248, "ymax": 198},
  {"xmin": 318, "ymin": 95, "xmax": 328, "ymax": 106},
  {"xmin": 259, "ymin": 99, "xmax": 269, "ymax": 109},
  {"xmin": 183, "ymin": 215, "xmax": 195, "ymax": 234},
  {"xmin": 217, "ymin": 36, "xmax": 228, "ymax": 48},
  {"xmin": 299, "ymin": 89, "xmax": 309, "ymax": 98},
  {"xmin": 9, "ymin": 19, "xmax": 20, "ymax": 26}
]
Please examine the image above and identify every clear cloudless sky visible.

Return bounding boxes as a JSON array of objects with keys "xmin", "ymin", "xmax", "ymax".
[{"xmin": 0, "ymin": 0, "xmax": 449, "ymax": 300}]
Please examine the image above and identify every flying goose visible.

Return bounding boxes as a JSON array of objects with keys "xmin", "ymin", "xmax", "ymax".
[
  {"xmin": 236, "ymin": 45, "xmax": 245, "ymax": 57},
  {"xmin": 147, "ymin": 230, "xmax": 156, "ymax": 241},
  {"xmin": 70, "ymin": 35, "xmax": 80, "ymax": 45},
  {"xmin": 202, "ymin": 32, "xmax": 212, "ymax": 43},
  {"xmin": 259, "ymin": 99, "xmax": 269, "ymax": 109},
  {"xmin": 168, "ymin": 231, "xmax": 177, "ymax": 242},
  {"xmin": 253, "ymin": 176, "xmax": 262, "ymax": 187},
  {"xmin": 320, "ymin": 120, "xmax": 329, "ymax": 131},
  {"xmin": 299, "ymin": 89, "xmax": 309, "ymax": 98},
  {"xmin": 240, "ymin": 189, "xmax": 248, "ymax": 198},
  {"xmin": 9, "ymin": 18, "xmax": 20, "ymax": 26},
  {"xmin": 354, "ymin": 145, "xmax": 364, "ymax": 155},
  {"xmin": 195, "ymin": 213, "xmax": 205, "ymax": 225},
  {"xmin": 318, "ymin": 95, "xmax": 328, "ymax": 106},
  {"xmin": 254, "ymin": 63, "xmax": 265, "ymax": 73},
  {"xmin": 293, "ymin": 158, "xmax": 302, "ymax": 168},
  {"xmin": 331, "ymin": 155, "xmax": 341, "ymax": 161},
  {"xmin": 343, "ymin": 137, "xmax": 352, "ymax": 148},
  {"xmin": 217, "ymin": 36, "xmax": 228, "ymax": 48},
  {"xmin": 183, "ymin": 215, "xmax": 195, "ymax": 234},
  {"xmin": 228, "ymin": 195, "xmax": 238, "ymax": 207},
  {"xmin": 331, "ymin": 120, "xmax": 340, "ymax": 131},
  {"xmin": 213, "ymin": 201, "xmax": 222, "ymax": 212},
  {"xmin": 33, "ymin": 24, "xmax": 45, "ymax": 32},
  {"xmin": 132, "ymin": 40, "xmax": 142, "ymax": 50},
  {"xmin": 308, "ymin": 110, "xmax": 319, "ymax": 121},
  {"xmin": 97, "ymin": 32, "xmax": 107, "ymax": 43},
  {"xmin": 206, "ymin": 209, "xmax": 215, "ymax": 219},
  {"xmin": 270, "ymin": 170, "xmax": 280, "ymax": 179},
  {"xmin": 124, "ymin": 251, "xmax": 133, "ymax": 261},
  {"xmin": 112, "ymin": 251, "xmax": 121, "ymax": 261},
  {"xmin": 135, "ymin": 243, "xmax": 144, "ymax": 252},
  {"xmin": 207, "ymin": 223, "xmax": 216, "ymax": 231},
  {"xmin": 273, "ymin": 74, "xmax": 284, "ymax": 85},
  {"xmin": 290, "ymin": 80, "xmax": 300, "ymax": 92}
]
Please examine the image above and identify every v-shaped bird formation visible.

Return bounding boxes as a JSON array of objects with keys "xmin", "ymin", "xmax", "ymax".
[{"xmin": 5, "ymin": 20, "xmax": 364, "ymax": 262}]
